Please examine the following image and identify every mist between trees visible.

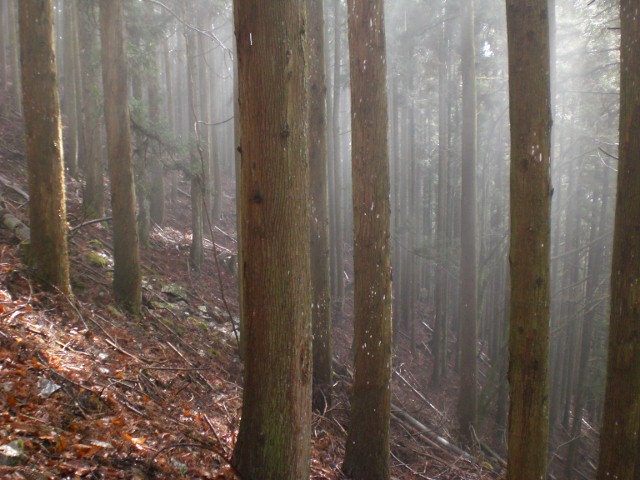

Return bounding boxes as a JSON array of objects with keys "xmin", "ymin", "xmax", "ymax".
[{"xmin": 4, "ymin": 0, "xmax": 638, "ymax": 478}]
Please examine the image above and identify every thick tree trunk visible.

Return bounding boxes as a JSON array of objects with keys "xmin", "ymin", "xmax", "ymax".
[
  {"xmin": 342, "ymin": 0, "xmax": 392, "ymax": 478},
  {"xmin": 596, "ymin": 2, "xmax": 640, "ymax": 478},
  {"xmin": 231, "ymin": 2, "xmax": 312, "ymax": 478},
  {"xmin": 18, "ymin": 0, "xmax": 70, "ymax": 296},
  {"xmin": 99, "ymin": 0, "xmax": 142, "ymax": 314},
  {"xmin": 505, "ymin": 0, "xmax": 552, "ymax": 479}
]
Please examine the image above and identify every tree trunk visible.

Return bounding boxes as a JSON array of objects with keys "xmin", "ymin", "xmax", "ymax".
[
  {"xmin": 61, "ymin": 0, "xmax": 78, "ymax": 178},
  {"xmin": 231, "ymin": 2, "xmax": 312, "ymax": 478},
  {"xmin": 148, "ymin": 51, "xmax": 165, "ymax": 226},
  {"xmin": 331, "ymin": 0, "xmax": 345, "ymax": 316},
  {"xmin": 307, "ymin": 0, "xmax": 332, "ymax": 412},
  {"xmin": 458, "ymin": 0, "xmax": 478, "ymax": 446},
  {"xmin": 596, "ymin": 2, "xmax": 640, "ymax": 478},
  {"xmin": 99, "ymin": 0, "xmax": 142, "ymax": 314},
  {"xmin": 184, "ymin": 12, "xmax": 203, "ymax": 268},
  {"xmin": 0, "ymin": 3, "xmax": 6, "ymax": 104},
  {"xmin": 8, "ymin": 0, "xmax": 21, "ymax": 113},
  {"xmin": 342, "ymin": 0, "xmax": 392, "ymax": 478},
  {"xmin": 432, "ymin": 2, "xmax": 450, "ymax": 386},
  {"xmin": 566, "ymin": 165, "xmax": 609, "ymax": 479},
  {"xmin": 77, "ymin": 0, "xmax": 105, "ymax": 219},
  {"xmin": 196, "ymin": 26, "xmax": 212, "ymax": 228},
  {"xmin": 18, "ymin": 0, "xmax": 70, "ymax": 296},
  {"xmin": 505, "ymin": 0, "xmax": 552, "ymax": 478}
]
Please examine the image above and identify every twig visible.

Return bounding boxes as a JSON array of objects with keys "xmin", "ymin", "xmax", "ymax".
[
  {"xmin": 203, "ymin": 413, "xmax": 232, "ymax": 463},
  {"xmin": 393, "ymin": 368, "xmax": 443, "ymax": 418},
  {"xmin": 104, "ymin": 337, "xmax": 149, "ymax": 364},
  {"xmin": 142, "ymin": 0, "xmax": 231, "ymax": 54},
  {"xmin": 390, "ymin": 451, "xmax": 435, "ymax": 479}
]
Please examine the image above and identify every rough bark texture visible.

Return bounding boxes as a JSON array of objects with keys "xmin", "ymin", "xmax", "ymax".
[
  {"xmin": 231, "ymin": 1, "xmax": 312, "ymax": 479},
  {"xmin": 307, "ymin": 0, "xmax": 332, "ymax": 412},
  {"xmin": 458, "ymin": 0, "xmax": 478, "ymax": 445},
  {"xmin": 505, "ymin": 1, "xmax": 552, "ymax": 479},
  {"xmin": 99, "ymin": 0, "xmax": 142, "ymax": 314},
  {"xmin": 596, "ymin": 2, "xmax": 640, "ymax": 479},
  {"xmin": 342, "ymin": 0, "xmax": 392, "ymax": 478},
  {"xmin": 77, "ymin": 0, "xmax": 105, "ymax": 219},
  {"xmin": 18, "ymin": 0, "xmax": 71, "ymax": 296}
]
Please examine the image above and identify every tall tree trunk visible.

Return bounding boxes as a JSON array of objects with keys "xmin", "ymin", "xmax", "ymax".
[
  {"xmin": 458, "ymin": 0, "xmax": 478, "ymax": 445},
  {"xmin": 148, "ymin": 51, "xmax": 165, "ymax": 226},
  {"xmin": 8, "ymin": 0, "xmax": 21, "ymax": 113},
  {"xmin": 61, "ymin": 0, "xmax": 78, "ymax": 178},
  {"xmin": 196, "ymin": 25, "xmax": 212, "ymax": 228},
  {"xmin": 184, "ymin": 11, "xmax": 203, "ymax": 268},
  {"xmin": 77, "ymin": 0, "xmax": 105, "ymax": 219},
  {"xmin": 307, "ymin": 0, "xmax": 332, "ymax": 412},
  {"xmin": 342, "ymin": 0, "xmax": 392, "ymax": 478},
  {"xmin": 505, "ymin": 0, "xmax": 552, "ymax": 478},
  {"xmin": 18, "ymin": 0, "xmax": 70, "ymax": 296},
  {"xmin": 0, "ymin": 3, "xmax": 6, "ymax": 104},
  {"xmin": 231, "ymin": 2, "xmax": 312, "ymax": 478},
  {"xmin": 596, "ymin": 2, "xmax": 640, "ymax": 478},
  {"xmin": 99, "ymin": 0, "xmax": 142, "ymax": 314},
  {"xmin": 331, "ymin": 0, "xmax": 345, "ymax": 316},
  {"xmin": 566, "ymin": 166, "xmax": 609, "ymax": 479},
  {"xmin": 162, "ymin": 38, "xmax": 178, "ymax": 206},
  {"xmin": 433, "ymin": 2, "xmax": 450, "ymax": 387}
]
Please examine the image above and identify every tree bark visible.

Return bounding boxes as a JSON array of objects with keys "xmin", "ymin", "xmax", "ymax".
[
  {"xmin": 184, "ymin": 8, "xmax": 203, "ymax": 268},
  {"xmin": 596, "ymin": 2, "xmax": 640, "ymax": 478},
  {"xmin": 18, "ymin": 0, "xmax": 71, "ymax": 296},
  {"xmin": 342, "ymin": 0, "xmax": 392, "ymax": 478},
  {"xmin": 458, "ymin": 0, "xmax": 478, "ymax": 446},
  {"xmin": 432, "ymin": 2, "xmax": 450, "ymax": 387},
  {"xmin": 77, "ymin": 0, "xmax": 105, "ymax": 219},
  {"xmin": 505, "ymin": 0, "xmax": 552, "ymax": 478},
  {"xmin": 307, "ymin": 0, "xmax": 332, "ymax": 412},
  {"xmin": 99, "ymin": 0, "xmax": 142, "ymax": 314},
  {"xmin": 61, "ymin": 0, "xmax": 78, "ymax": 178},
  {"xmin": 231, "ymin": 1, "xmax": 312, "ymax": 478},
  {"xmin": 331, "ymin": 0, "xmax": 345, "ymax": 316}
]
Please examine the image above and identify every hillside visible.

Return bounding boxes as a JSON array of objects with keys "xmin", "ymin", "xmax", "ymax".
[{"xmin": 0, "ymin": 109, "xmax": 503, "ymax": 479}]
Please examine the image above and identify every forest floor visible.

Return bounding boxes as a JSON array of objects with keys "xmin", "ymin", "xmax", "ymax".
[{"xmin": 0, "ymin": 105, "xmax": 591, "ymax": 479}]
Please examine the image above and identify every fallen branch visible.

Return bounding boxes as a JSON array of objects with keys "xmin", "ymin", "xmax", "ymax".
[
  {"xmin": 69, "ymin": 216, "xmax": 113, "ymax": 234},
  {"xmin": 0, "ymin": 173, "xmax": 28, "ymax": 200},
  {"xmin": 0, "ymin": 209, "xmax": 30, "ymax": 242},
  {"xmin": 391, "ymin": 404, "xmax": 471, "ymax": 461}
]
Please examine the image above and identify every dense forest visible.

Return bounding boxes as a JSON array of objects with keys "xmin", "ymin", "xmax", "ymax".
[{"xmin": 0, "ymin": 0, "xmax": 637, "ymax": 479}]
